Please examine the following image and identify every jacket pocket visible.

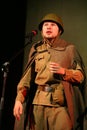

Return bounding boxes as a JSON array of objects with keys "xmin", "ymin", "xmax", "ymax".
[
  {"xmin": 35, "ymin": 54, "xmax": 45, "ymax": 72},
  {"xmin": 52, "ymin": 85, "xmax": 65, "ymax": 106}
]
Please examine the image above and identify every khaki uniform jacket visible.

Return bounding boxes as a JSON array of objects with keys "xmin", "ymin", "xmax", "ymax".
[{"xmin": 14, "ymin": 38, "xmax": 87, "ymax": 130}]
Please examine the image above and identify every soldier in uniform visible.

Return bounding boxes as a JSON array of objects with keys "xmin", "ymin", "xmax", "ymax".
[{"xmin": 13, "ymin": 13, "xmax": 86, "ymax": 130}]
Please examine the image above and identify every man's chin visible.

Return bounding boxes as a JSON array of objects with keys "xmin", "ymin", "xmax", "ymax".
[{"xmin": 44, "ymin": 36, "xmax": 54, "ymax": 39}]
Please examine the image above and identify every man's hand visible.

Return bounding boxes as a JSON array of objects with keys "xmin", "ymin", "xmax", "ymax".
[
  {"xmin": 49, "ymin": 62, "xmax": 65, "ymax": 75},
  {"xmin": 13, "ymin": 100, "xmax": 23, "ymax": 121}
]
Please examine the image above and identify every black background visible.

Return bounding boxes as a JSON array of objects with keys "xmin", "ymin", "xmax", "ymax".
[{"xmin": 0, "ymin": 0, "xmax": 27, "ymax": 129}]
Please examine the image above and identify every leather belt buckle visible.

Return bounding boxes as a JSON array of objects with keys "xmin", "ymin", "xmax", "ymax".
[{"xmin": 44, "ymin": 86, "xmax": 53, "ymax": 92}]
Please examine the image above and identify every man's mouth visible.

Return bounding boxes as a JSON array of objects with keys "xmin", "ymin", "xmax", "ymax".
[{"xmin": 46, "ymin": 31, "xmax": 52, "ymax": 34}]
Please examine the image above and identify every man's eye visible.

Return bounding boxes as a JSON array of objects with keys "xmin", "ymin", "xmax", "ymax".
[
  {"xmin": 44, "ymin": 24, "xmax": 48, "ymax": 26},
  {"xmin": 51, "ymin": 24, "xmax": 56, "ymax": 26}
]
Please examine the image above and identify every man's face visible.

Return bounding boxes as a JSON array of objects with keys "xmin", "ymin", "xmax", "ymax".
[{"xmin": 42, "ymin": 21, "xmax": 61, "ymax": 39}]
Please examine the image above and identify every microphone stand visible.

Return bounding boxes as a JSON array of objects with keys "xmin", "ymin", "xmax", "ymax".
[
  {"xmin": 0, "ymin": 36, "xmax": 33, "ymax": 129},
  {"xmin": 0, "ymin": 62, "xmax": 9, "ymax": 129}
]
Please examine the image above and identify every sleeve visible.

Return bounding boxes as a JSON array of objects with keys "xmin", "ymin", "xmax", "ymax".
[
  {"xmin": 15, "ymin": 43, "xmax": 37, "ymax": 103},
  {"xmin": 63, "ymin": 46, "xmax": 85, "ymax": 84},
  {"xmin": 15, "ymin": 67, "xmax": 32, "ymax": 103},
  {"xmin": 63, "ymin": 63, "xmax": 84, "ymax": 83}
]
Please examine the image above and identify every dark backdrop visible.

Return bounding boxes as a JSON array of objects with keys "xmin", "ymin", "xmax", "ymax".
[{"xmin": 0, "ymin": 0, "xmax": 27, "ymax": 129}]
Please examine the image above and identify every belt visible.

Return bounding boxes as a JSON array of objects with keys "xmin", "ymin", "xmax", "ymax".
[{"xmin": 38, "ymin": 85, "xmax": 54, "ymax": 92}]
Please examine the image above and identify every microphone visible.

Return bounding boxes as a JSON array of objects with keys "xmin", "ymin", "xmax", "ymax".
[{"xmin": 25, "ymin": 30, "xmax": 38, "ymax": 38}]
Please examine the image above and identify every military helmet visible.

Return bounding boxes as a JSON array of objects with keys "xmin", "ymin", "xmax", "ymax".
[{"xmin": 38, "ymin": 13, "xmax": 64, "ymax": 35}]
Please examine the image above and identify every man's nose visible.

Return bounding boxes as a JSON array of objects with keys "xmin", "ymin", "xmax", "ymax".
[{"xmin": 47, "ymin": 25, "xmax": 51, "ymax": 29}]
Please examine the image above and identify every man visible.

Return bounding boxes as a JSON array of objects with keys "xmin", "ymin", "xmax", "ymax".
[{"xmin": 13, "ymin": 13, "xmax": 86, "ymax": 130}]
